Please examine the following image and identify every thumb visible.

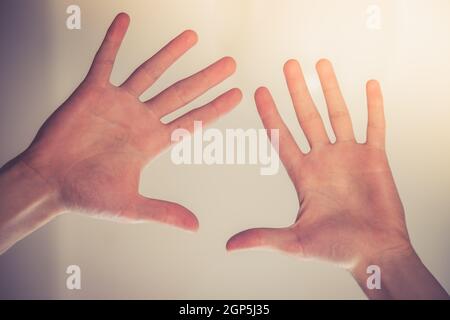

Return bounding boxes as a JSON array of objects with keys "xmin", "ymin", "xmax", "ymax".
[
  {"xmin": 126, "ymin": 195, "xmax": 199, "ymax": 231},
  {"xmin": 226, "ymin": 227, "xmax": 302, "ymax": 254}
]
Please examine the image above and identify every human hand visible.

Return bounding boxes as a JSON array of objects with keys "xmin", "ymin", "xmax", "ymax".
[
  {"xmin": 227, "ymin": 59, "xmax": 411, "ymax": 269},
  {"xmin": 17, "ymin": 13, "xmax": 242, "ymax": 230}
]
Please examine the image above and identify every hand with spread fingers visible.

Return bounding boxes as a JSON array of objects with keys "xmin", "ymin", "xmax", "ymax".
[
  {"xmin": 0, "ymin": 13, "xmax": 242, "ymax": 254},
  {"xmin": 0, "ymin": 12, "xmax": 447, "ymax": 300},
  {"xmin": 226, "ymin": 59, "xmax": 448, "ymax": 299}
]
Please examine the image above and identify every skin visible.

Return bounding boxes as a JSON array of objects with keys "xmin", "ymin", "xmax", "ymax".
[
  {"xmin": 0, "ymin": 12, "xmax": 447, "ymax": 300},
  {"xmin": 226, "ymin": 59, "xmax": 448, "ymax": 299},
  {"xmin": 0, "ymin": 13, "xmax": 242, "ymax": 254}
]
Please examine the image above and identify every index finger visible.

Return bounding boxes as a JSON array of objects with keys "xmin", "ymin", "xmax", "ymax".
[{"xmin": 255, "ymin": 87, "xmax": 303, "ymax": 183}]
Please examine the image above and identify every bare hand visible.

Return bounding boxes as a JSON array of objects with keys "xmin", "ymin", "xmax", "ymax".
[
  {"xmin": 19, "ymin": 13, "xmax": 242, "ymax": 231},
  {"xmin": 227, "ymin": 59, "xmax": 410, "ymax": 269}
]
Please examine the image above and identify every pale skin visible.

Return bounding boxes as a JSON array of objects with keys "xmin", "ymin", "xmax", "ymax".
[
  {"xmin": 0, "ymin": 13, "xmax": 447, "ymax": 300},
  {"xmin": 226, "ymin": 59, "xmax": 448, "ymax": 299},
  {"xmin": 0, "ymin": 13, "xmax": 242, "ymax": 254}
]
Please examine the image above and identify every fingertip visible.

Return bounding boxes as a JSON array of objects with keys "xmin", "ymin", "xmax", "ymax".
[
  {"xmin": 160, "ymin": 201, "xmax": 199, "ymax": 232},
  {"xmin": 187, "ymin": 218, "xmax": 200, "ymax": 232},
  {"xmin": 284, "ymin": 58, "xmax": 299, "ymax": 68},
  {"xmin": 222, "ymin": 56, "xmax": 236, "ymax": 66},
  {"xmin": 225, "ymin": 235, "xmax": 239, "ymax": 251},
  {"xmin": 366, "ymin": 79, "xmax": 380, "ymax": 91},
  {"xmin": 181, "ymin": 29, "xmax": 199, "ymax": 46},
  {"xmin": 115, "ymin": 12, "xmax": 130, "ymax": 28},
  {"xmin": 216, "ymin": 88, "xmax": 243, "ymax": 105},
  {"xmin": 106, "ymin": 13, "xmax": 129, "ymax": 41},
  {"xmin": 215, "ymin": 88, "xmax": 242, "ymax": 115},
  {"xmin": 315, "ymin": 58, "xmax": 331, "ymax": 71},
  {"xmin": 230, "ymin": 87, "xmax": 243, "ymax": 102},
  {"xmin": 226, "ymin": 229, "xmax": 260, "ymax": 251},
  {"xmin": 180, "ymin": 207, "xmax": 200, "ymax": 232},
  {"xmin": 221, "ymin": 56, "xmax": 237, "ymax": 74},
  {"xmin": 254, "ymin": 87, "xmax": 274, "ymax": 109},
  {"xmin": 255, "ymin": 86, "xmax": 269, "ymax": 99},
  {"xmin": 283, "ymin": 59, "xmax": 300, "ymax": 74}
]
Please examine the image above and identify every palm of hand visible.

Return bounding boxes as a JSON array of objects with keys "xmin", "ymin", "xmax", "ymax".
[
  {"xmin": 290, "ymin": 143, "xmax": 407, "ymax": 266},
  {"xmin": 227, "ymin": 59, "xmax": 409, "ymax": 269},
  {"xmin": 46, "ymin": 83, "xmax": 162, "ymax": 220},
  {"xmin": 21, "ymin": 13, "xmax": 241, "ymax": 229}
]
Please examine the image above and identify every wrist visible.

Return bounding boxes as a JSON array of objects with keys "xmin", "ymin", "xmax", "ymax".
[
  {"xmin": 351, "ymin": 239, "xmax": 415, "ymax": 276},
  {"xmin": 349, "ymin": 236, "xmax": 449, "ymax": 299},
  {"xmin": 0, "ymin": 157, "xmax": 65, "ymax": 253},
  {"xmin": 350, "ymin": 237, "xmax": 415, "ymax": 297}
]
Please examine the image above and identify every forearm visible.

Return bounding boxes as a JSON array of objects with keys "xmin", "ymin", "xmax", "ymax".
[
  {"xmin": 351, "ymin": 245, "xmax": 449, "ymax": 299},
  {"xmin": 0, "ymin": 158, "xmax": 64, "ymax": 254}
]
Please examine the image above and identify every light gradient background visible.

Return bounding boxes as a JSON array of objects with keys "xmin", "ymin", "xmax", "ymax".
[{"xmin": 0, "ymin": 0, "xmax": 449, "ymax": 299}]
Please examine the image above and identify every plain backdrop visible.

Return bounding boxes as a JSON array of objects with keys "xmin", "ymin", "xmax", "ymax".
[{"xmin": 0, "ymin": 0, "xmax": 449, "ymax": 299}]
